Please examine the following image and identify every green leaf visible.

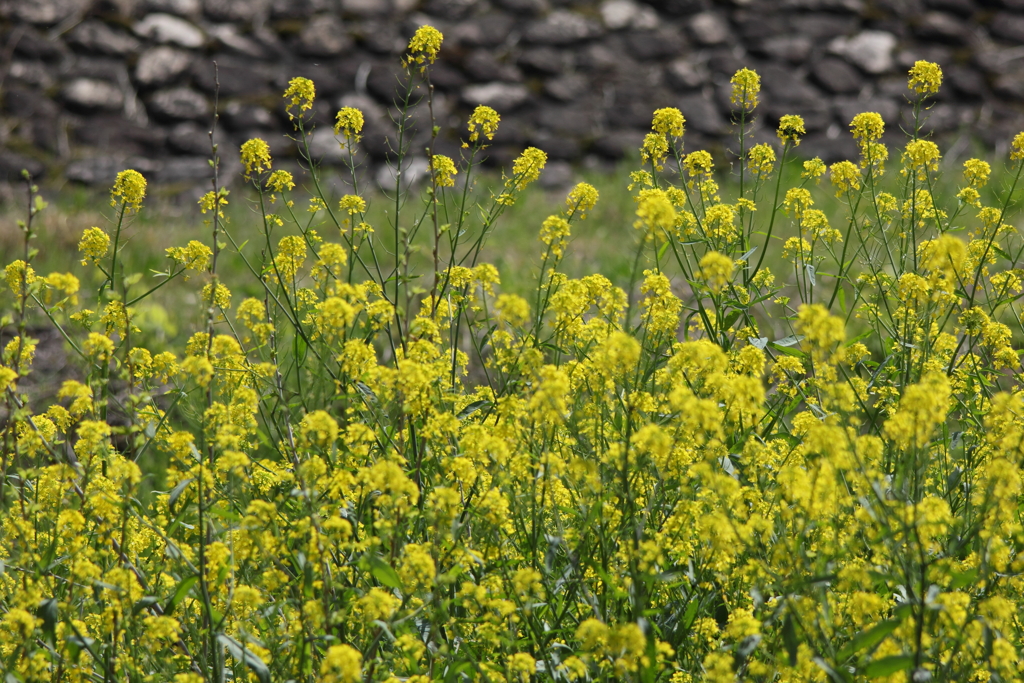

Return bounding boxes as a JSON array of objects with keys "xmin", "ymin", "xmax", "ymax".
[
  {"xmin": 782, "ymin": 613, "xmax": 798, "ymax": 666},
  {"xmin": 837, "ymin": 620, "xmax": 899, "ymax": 661},
  {"xmin": 457, "ymin": 400, "xmax": 492, "ymax": 420},
  {"xmin": 863, "ymin": 655, "xmax": 914, "ymax": 677},
  {"xmin": 165, "ymin": 575, "xmax": 198, "ymax": 615},
  {"xmin": 167, "ymin": 477, "xmax": 192, "ymax": 512},
  {"xmin": 132, "ymin": 596, "xmax": 161, "ymax": 616},
  {"xmin": 366, "ymin": 555, "xmax": 403, "ymax": 589},
  {"xmin": 950, "ymin": 568, "xmax": 978, "ymax": 590},
  {"xmin": 218, "ymin": 634, "xmax": 271, "ymax": 683},
  {"xmin": 37, "ymin": 598, "xmax": 58, "ymax": 643}
]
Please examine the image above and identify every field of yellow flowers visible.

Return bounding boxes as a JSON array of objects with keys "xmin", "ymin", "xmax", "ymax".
[{"xmin": 3, "ymin": 25, "xmax": 1024, "ymax": 683}]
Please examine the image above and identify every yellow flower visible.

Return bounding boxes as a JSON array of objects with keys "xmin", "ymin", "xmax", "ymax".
[
  {"xmin": 508, "ymin": 653, "xmax": 536, "ymax": 683},
  {"xmin": 902, "ymin": 139, "xmax": 941, "ymax": 179},
  {"xmin": 78, "ymin": 226, "xmax": 110, "ymax": 266},
  {"xmin": 240, "ymin": 138, "xmax": 272, "ymax": 179},
  {"xmin": 802, "ymin": 157, "xmax": 826, "ymax": 181},
  {"xmin": 699, "ymin": 251, "xmax": 734, "ymax": 293},
  {"xmin": 167, "ymin": 240, "xmax": 213, "ymax": 272},
  {"xmin": 651, "ymin": 107, "xmax": 685, "ymax": 137},
  {"xmin": 266, "ymin": 170, "xmax": 295, "ymax": 193},
  {"xmin": 634, "ymin": 188, "xmax": 676, "ymax": 238},
  {"xmin": 908, "ymin": 60, "xmax": 942, "ymax": 94},
  {"xmin": 850, "ymin": 112, "xmax": 885, "ymax": 145},
  {"xmin": 747, "ymin": 143, "xmax": 775, "ymax": 176},
  {"xmin": 338, "ymin": 194, "xmax": 367, "ymax": 215},
  {"xmin": 321, "ymin": 644, "xmax": 362, "ymax": 683},
  {"xmin": 283, "ymin": 76, "xmax": 316, "ymax": 119},
  {"xmin": 963, "ymin": 158, "xmax": 991, "ymax": 187},
  {"xmin": 539, "ymin": 214, "xmax": 572, "ymax": 259},
  {"xmin": 429, "ymin": 154, "xmax": 458, "ymax": 187},
  {"xmin": 829, "ymin": 160, "xmax": 861, "ymax": 196},
  {"xmin": 507, "ymin": 147, "xmax": 547, "ymax": 191},
  {"xmin": 777, "ymin": 114, "xmax": 806, "ymax": 145},
  {"xmin": 641, "ymin": 132, "xmax": 669, "ymax": 171},
  {"xmin": 467, "ymin": 105, "xmax": 500, "ymax": 142},
  {"xmin": 111, "ymin": 169, "xmax": 147, "ymax": 211},
  {"xmin": 683, "ymin": 150, "xmax": 714, "ymax": 179},
  {"xmin": 730, "ymin": 68, "xmax": 760, "ymax": 110},
  {"xmin": 334, "ymin": 106, "xmax": 364, "ymax": 141},
  {"xmin": 406, "ymin": 25, "xmax": 443, "ymax": 66},
  {"xmin": 1012, "ymin": 132, "xmax": 1024, "ymax": 161},
  {"xmin": 299, "ymin": 410, "xmax": 339, "ymax": 449},
  {"xmin": 565, "ymin": 182, "xmax": 599, "ymax": 219},
  {"xmin": 796, "ymin": 303, "xmax": 845, "ymax": 361}
]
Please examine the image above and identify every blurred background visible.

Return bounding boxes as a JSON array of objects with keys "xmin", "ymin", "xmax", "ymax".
[{"xmin": 2, "ymin": 0, "xmax": 1024, "ymax": 199}]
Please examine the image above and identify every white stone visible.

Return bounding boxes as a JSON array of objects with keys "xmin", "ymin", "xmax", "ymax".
[
  {"xmin": 376, "ymin": 157, "xmax": 429, "ymax": 191},
  {"xmin": 461, "ymin": 82, "xmax": 530, "ymax": 111},
  {"xmin": 143, "ymin": 0, "xmax": 201, "ymax": 16},
  {"xmin": 63, "ymin": 78, "xmax": 125, "ymax": 110},
  {"xmin": 600, "ymin": 0, "xmax": 640, "ymax": 30},
  {"xmin": 829, "ymin": 30, "xmax": 897, "ymax": 75},
  {"xmin": 134, "ymin": 13, "xmax": 205, "ymax": 48},
  {"xmin": 689, "ymin": 12, "xmax": 729, "ymax": 46},
  {"xmin": 135, "ymin": 45, "xmax": 193, "ymax": 86}
]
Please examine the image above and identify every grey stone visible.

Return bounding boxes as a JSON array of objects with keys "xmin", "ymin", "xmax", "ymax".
[
  {"xmin": 975, "ymin": 45, "xmax": 1024, "ymax": 76},
  {"xmin": 994, "ymin": 71, "xmax": 1024, "ymax": 101},
  {"xmin": 781, "ymin": 0, "xmax": 863, "ymax": 10},
  {"xmin": 342, "ymin": 0, "xmax": 393, "ymax": 17},
  {"xmin": 625, "ymin": 28, "xmax": 686, "ymax": 60},
  {"xmin": 168, "ymin": 122, "xmax": 212, "ymax": 154},
  {"xmin": 66, "ymin": 156, "xmax": 161, "ymax": 185},
  {"xmin": 758, "ymin": 35, "xmax": 812, "ymax": 63},
  {"xmin": 990, "ymin": 12, "xmax": 1024, "ymax": 44},
  {"xmin": 424, "ymin": 0, "xmax": 477, "ymax": 20},
  {"xmin": 947, "ymin": 64, "xmax": 985, "ymax": 99},
  {"xmin": 599, "ymin": 0, "xmax": 659, "ymax": 30},
  {"xmin": 538, "ymin": 160, "xmax": 573, "ymax": 189},
  {"xmin": 493, "ymin": 0, "xmax": 549, "ymax": 16},
  {"xmin": 601, "ymin": 0, "xmax": 642, "ymax": 30},
  {"xmin": 592, "ymin": 128, "xmax": 646, "ymax": 158},
  {"xmin": 7, "ymin": 61, "xmax": 55, "ymax": 89},
  {"xmin": 688, "ymin": 12, "xmax": 729, "ymax": 45},
  {"xmin": 576, "ymin": 42, "xmax": 621, "ymax": 72},
  {"xmin": 677, "ymin": 94, "xmax": 725, "ymax": 135},
  {"xmin": 529, "ymin": 130, "xmax": 581, "ymax": 160},
  {"xmin": 148, "ymin": 87, "xmax": 210, "ymax": 120},
  {"xmin": 67, "ymin": 21, "xmax": 142, "ymax": 56},
  {"xmin": 307, "ymin": 129, "xmax": 347, "ymax": 165},
  {"xmin": 2, "ymin": 0, "xmax": 89, "ymax": 25},
  {"xmin": 811, "ymin": 57, "xmax": 863, "ymax": 94},
  {"xmin": 10, "ymin": 28, "xmax": 66, "ymax": 61},
  {"xmin": 450, "ymin": 15, "xmax": 518, "ymax": 46},
  {"xmin": 642, "ymin": 0, "xmax": 707, "ymax": 17},
  {"xmin": 62, "ymin": 78, "xmax": 125, "ymax": 111},
  {"xmin": 134, "ymin": 13, "xmax": 206, "ymax": 48},
  {"xmin": 791, "ymin": 14, "xmax": 857, "ymax": 39},
  {"xmin": 524, "ymin": 10, "xmax": 604, "ymax": 45},
  {"xmin": 461, "ymin": 82, "xmax": 531, "ymax": 111},
  {"xmin": 925, "ymin": 0, "xmax": 975, "ymax": 16},
  {"xmin": 154, "ymin": 156, "xmax": 215, "ymax": 183},
  {"xmin": 203, "ymin": 0, "xmax": 270, "ymax": 21},
  {"xmin": 543, "ymin": 74, "xmax": 588, "ymax": 101},
  {"xmin": 429, "ymin": 62, "xmax": 469, "ymax": 90},
  {"xmin": 519, "ymin": 47, "xmax": 571, "ymax": 74},
  {"xmin": 0, "ymin": 150, "xmax": 45, "ymax": 181},
  {"xmin": 915, "ymin": 11, "xmax": 968, "ymax": 44},
  {"xmin": 207, "ymin": 24, "xmax": 267, "ymax": 58},
  {"xmin": 536, "ymin": 104, "xmax": 598, "ymax": 133},
  {"xmin": 376, "ymin": 156, "xmax": 429, "ymax": 190},
  {"xmin": 299, "ymin": 14, "xmax": 353, "ymax": 56},
  {"xmin": 191, "ymin": 57, "xmax": 274, "ymax": 98},
  {"xmin": 828, "ymin": 31, "xmax": 897, "ymax": 74},
  {"xmin": 922, "ymin": 103, "xmax": 974, "ymax": 132},
  {"xmin": 71, "ymin": 114, "xmax": 168, "ymax": 154},
  {"xmin": 833, "ymin": 96, "xmax": 900, "ymax": 129},
  {"xmin": 760, "ymin": 65, "xmax": 821, "ymax": 105},
  {"xmin": 464, "ymin": 50, "xmax": 523, "ymax": 82},
  {"xmin": 222, "ymin": 101, "xmax": 275, "ymax": 129},
  {"xmin": 135, "ymin": 46, "xmax": 193, "ymax": 87},
  {"xmin": 358, "ymin": 20, "xmax": 403, "ymax": 53},
  {"xmin": 665, "ymin": 59, "xmax": 704, "ymax": 90},
  {"xmin": 142, "ymin": 0, "xmax": 201, "ymax": 16}
]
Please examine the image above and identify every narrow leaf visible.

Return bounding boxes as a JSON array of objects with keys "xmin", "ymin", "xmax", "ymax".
[
  {"xmin": 218, "ymin": 634, "xmax": 271, "ymax": 683},
  {"xmin": 837, "ymin": 620, "xmax": 899, "ymax": 661},
  {"xmin": 863, "ymin": 655, "xmax": 915, "ymax": 677},
  {"xmin": 165, "ymin": 575, "xmax": 198, "ymax": 615}
]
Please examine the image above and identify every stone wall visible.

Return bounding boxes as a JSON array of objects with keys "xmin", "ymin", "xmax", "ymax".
[{"xmin": 2, "ymin": 0, "xmax": 1024, "ymax": 189}]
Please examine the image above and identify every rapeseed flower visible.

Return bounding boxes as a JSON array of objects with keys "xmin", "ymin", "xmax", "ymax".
[
  {"xmin": 730, "ymin": 68, "xmax": 760, "ymax": 110},
  {"xmin": 908, "ymin": 59, "xmax": 942, "ymax": 95},
  {"xmin": 110, "ymin": 169, "xmax": 147, "ymax": 211},
  {"xmin": 334, "ymin": 106, "xmax": 364, "ymax": 141},
  {"xmin": 406, "ymin": 25, "xmax": 443, "ymax": 67},
  {"xmin": 240, "ymin": 138, "xmax": 272, "ymax": 179},
  {"xmin": 283, "ymin": 76, "xmax": 315, "ymax": 120},
  {"xmin": 467, "ymin": 105, "xmax": 500, "ymax": 142}
]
